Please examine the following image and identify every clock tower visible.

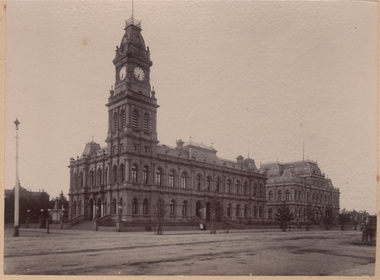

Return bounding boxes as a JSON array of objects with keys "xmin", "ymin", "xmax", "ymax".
[{"xmin": 106, "ymin": 17, "xmax": 159, "ymax": 157}]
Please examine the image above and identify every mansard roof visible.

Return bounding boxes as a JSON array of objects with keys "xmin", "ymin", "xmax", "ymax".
[
  {"xmin": 157, "ymin": 140, "xmax": 259, "ymax": 173},
  {"xmin": 81, "ymin": 141, "xmax": 101, "ymax": 158},
  {"xmin": 261, "ymin": 160, "xmax": 323, "ymax": 178}
]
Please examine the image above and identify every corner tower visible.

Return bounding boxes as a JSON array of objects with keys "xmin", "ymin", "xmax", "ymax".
[{"xmin": 106, "ymin": 17, "xmax": 159, "ymax": 157}]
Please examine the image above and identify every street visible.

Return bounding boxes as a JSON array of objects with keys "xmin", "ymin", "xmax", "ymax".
[{"xmin": 3, "ymin": 226, "xmax": 376, "ymax": 276}]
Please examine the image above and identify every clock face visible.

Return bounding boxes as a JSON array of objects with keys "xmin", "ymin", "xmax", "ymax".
[
  {"xmin": 119, "ymin": 66, "xmax": 127, "ymax": 81},
  {"xmin": 134, "ymin": 67, "xmax": 145, "ymax": 81}
]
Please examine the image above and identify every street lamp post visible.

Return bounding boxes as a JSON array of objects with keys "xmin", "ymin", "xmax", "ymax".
[
  {"xmin": 40, "ymin": 209, "xmax": 44, "ymax": 228},
  {"xmin": 26, "ymin": 209, "xmax": 30, "ymax": 228},
  {"xmin": 95, "ymin": 206, "xmax": 99, "ymax": 221},
  {"xmin": 118, "ymin": 205, "xmax": 122, "ymax": 221},
  {"xmin": 13, "ymin": 119, "xmax": 20, "ymax": 237}
]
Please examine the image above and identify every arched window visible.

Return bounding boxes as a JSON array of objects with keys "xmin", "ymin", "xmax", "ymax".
[
  {"xmin": 244, "ymin": 204, "xmax": 248, "ymax": 217},
  {"xmin": 168, "ymin": 171, "xmax": 174, "ymax": 187},
  {"xmin": 294, "ymin": 190, "xmax": 298, "ymax": 201},
  {"xmin": 312, "ymin": 193, "xmax": 315, "ymax": 203},
  {"xmin": 79, "ymin": 172, "xmax": 83, "ymax": 188},
  {"xmin": 120, "ymin": 109, "xmax": 126, "ymax": 128},
  {"xmin": 120, "ymin": 164, "xmax": 125, "ymax": 182},
  {"xmin": 113, "ymin": 165, "xmax": 117, "ymax": 184},
  {"xmin": 259, "ymin": 206, "xmax": 263, "ymax": 218},
  {"xmin": 260, "ymin": 184, "xmax": 264, "ymax": 197},
  {"xmin": 216, "ymin": 178, "xmax": 220, "ymax": 192},
  {"xmin": 254, "ymin": 206, "xmax": 257, "ymax": 217},
  {"xmin": 226, "ymin": 179, "xmax": 232, "ymax": 193},
  {"xmin": 253, "ymin": 183, "xmax": 257, "ymax": 196},
  {"xmin": 156, "ymin": 169, "xmax": 162, "ymax": 186},
  {"xmin": 243, "ymin": 181, "xmax": 248, "ymax": 195},
  {"xmin": 132, "ymin": 109, "xmax": 138, "ymax": 129},
  {"xmin": 170, "ymin": 200, "xmax": 175, "ymax": 217},
  {"xmin": 105, "ymin": 167, "xmax": 108, "ymax": 184},
  {"xmin": 90, "ymin": 170, "xmax": 95, "ymax": 187},
  {"xmin": 181, "ymin": 172, "xmax": 187, "ymax": 189},
  {"xmin": 98, "ymin": 169, "xmax": 102, "ymax": 186},
  {"xmin": 268, "ymin": 209, "xmax": 273, "ymax": 220},
  {"xmin": 196, "ymin": 174, "xmax": 201, "ymax": 190},
  {"xmin": 207, "ymin": 176, "xmax": 211, "ymax": 191},
  {"xmin": 143, "ymin": 113, "xmax": 149, "ymax": 132},
  {"xmin": 278, "ymin": 190, "xmax": 283, "ymax": 201},
  {"xmin": 112, "ymin": 198, "xmax": 117, "ymax": 214},
  {"xmin": 132, "ymin": 198, "xmax": 137, "ymax": 214},
  {"xmin": 269, "ymin": 191, "xmax": 274, "ymax": 201},
  {"xmin": 73, "ymin": 201, "xmax": 77, "ymax": 215},
  {"xmin": 131, "ymin": 164, "xmax": 138, "ymax": 183},
  {"xmin": 236, "ymin": 204, "xmax": 241, "ymax": 218},
  {"xmin": 235, "ymin": 180, "xmax": 240, "ymax": 194},
  {"xmin": 143, "ymin": 166, "xmax": 148, "ymax": 184},
  {"xmin": 227, "ymin": 204, "xmax": 232, "ymax": 217},
  {"xmin": 78, "ymin": 200, "xmax": 82, "ymax": 215},
  {"xmin": 73, "ymin": 173, "xmax": 77, "ymax": 188},
  {"xmin": 143, "ymin": 199, "xmax": 148, "ymax": 215},
  {"xmin": 119, "ymin": 198, "xmax": 123, "ymax": 215},
  {"xmin": 286, "ymin": 190, "xmax": 290, "ymax": 201},
  {"xmin": 112, "ymin": 111, "xmax": 118, "ymax": 132},
  {"xmin": 104, "ymin": 198, "xmax": 107, "ymax": 215},
  {"xmin": 182, "ymin": 201, "xmax": 188, "ymax": 216}
]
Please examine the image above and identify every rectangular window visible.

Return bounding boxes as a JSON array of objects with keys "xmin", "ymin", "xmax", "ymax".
[
  {"xmin": 113, "ymin": 145, "xmax": 116, "ymax": 154},
  {"xmin": 181, "ymin": 177, "xmax": 186, "ymax": 188},
  {"xmin": 119, "ymin": 143, "xmax": 123, "ymax": 152},
  {"xmin": 144, "ymin": 146, "xmax": 149, "ymax": 153},
  {"xmin": 133, "ymin": 144, "xmax": 138, "ymax": 152}
]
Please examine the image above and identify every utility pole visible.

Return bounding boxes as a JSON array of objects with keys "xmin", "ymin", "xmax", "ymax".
[{"xmin": 13, "ymin": 118, "xmax": 20, "ymax": 237}]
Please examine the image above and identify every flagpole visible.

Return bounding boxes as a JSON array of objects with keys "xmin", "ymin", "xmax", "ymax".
[{"xmin": 13, "ymin": 118, "xmax": 20, "ymax": 237}]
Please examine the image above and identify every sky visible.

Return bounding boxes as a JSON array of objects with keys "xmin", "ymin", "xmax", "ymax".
[{"xmin": 5, "ymin": 0, "xmax": 378, "ymax": 214}]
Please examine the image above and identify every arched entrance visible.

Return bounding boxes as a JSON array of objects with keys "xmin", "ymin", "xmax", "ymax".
[
  {"xmin": 196, "ymin": 201, "xmax": 202, "ymax": 219},
  {"xmin": 206, "ymin": 202, "xmax": 211, "ymax": 222},
  {"xmin": 88, "ymin": 199, "xmax": 93, "ymax": 221}
]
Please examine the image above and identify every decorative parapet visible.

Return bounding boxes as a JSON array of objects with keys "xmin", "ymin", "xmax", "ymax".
[{"xmin": 125, "ymin": 17, "xmax": 141, "ymax": 28}]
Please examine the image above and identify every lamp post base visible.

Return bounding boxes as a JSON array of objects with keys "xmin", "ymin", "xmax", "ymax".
[{"xmin": 13, "ymin": 226, "xmax": 19, "ymax": 237}]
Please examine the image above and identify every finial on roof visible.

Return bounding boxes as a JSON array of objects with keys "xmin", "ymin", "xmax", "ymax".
[
  {"xmin": 92, "ymin": 135, "xmax": 94, "ymax": 142},
  {"xmin": 190, "ymin": 136, "xmax": 192, "ymax": 145}
]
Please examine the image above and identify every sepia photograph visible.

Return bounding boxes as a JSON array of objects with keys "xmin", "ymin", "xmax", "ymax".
[{"xmin": 3, "ymin": 0, "xmax": 378, "ymax": 276}]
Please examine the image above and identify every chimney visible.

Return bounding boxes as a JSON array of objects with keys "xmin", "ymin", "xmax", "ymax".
[{"xmin": 236, "ymin": 155, "xmax": 244, "ymax": 164}]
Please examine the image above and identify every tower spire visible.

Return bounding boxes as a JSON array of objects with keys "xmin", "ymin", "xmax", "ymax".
[
  {"xmin": 303, "ymin": 141, "xmax": 305, "ymax": 161},
  {"xmin": 132, "ymin": 0, "xmax": 134, "ymax": 22}
]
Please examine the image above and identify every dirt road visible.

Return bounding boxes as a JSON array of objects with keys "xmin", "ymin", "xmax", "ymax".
[{"xmin": 3, "ymin": 227, "xmax": 376, "ymax": 276}]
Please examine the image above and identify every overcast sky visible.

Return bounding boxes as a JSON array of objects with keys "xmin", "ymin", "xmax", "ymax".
[{"xmin": 5, "ymin": 0, "xmax": 378, "ymax": 214}]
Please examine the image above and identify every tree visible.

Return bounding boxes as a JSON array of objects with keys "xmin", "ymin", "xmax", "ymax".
[
  {"xmin": 153, "ymin": 198, "xmax": 167, "ymax": 235},
  {"xmin": 338, "ymin": 209, "xmax": 351, "ymax": 230},
  {"xmin": 57, "ymin": 190, "xmax": 69, "ymax": 210},
  {"xmin": 320, "ymin": 205, "xmax": 334, "ymax": 230},
  {"xmin": 275, "ymin": 202, "xmax": 294, "ymax": 231},
  {"xmin": 209, "ymin": 195, "xmax": 224, "ymax": 234},
  {"xmin": 304, "ymin": 203, "xmax": 314, "ymax": 231}
]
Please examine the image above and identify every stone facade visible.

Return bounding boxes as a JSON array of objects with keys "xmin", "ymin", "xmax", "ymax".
[
  {"xmin": 68, "ymin": 18, "xmax": 267, "ymax": 223},
  {"xmin": 260, "ymin": 161, "xmax": 340, "ymax": 222}
]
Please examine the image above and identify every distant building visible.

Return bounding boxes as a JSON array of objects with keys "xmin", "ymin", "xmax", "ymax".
[
  {"xmin": 68, "ymin": 17, "xmax": 268, "ymax": 223},
  {"xmin": 260, "ymin": 160, "xmax": 340, "ymax": 222},
  {"xmin": 4, "ymin": 186, "xmax": 50, "ymax": 202}
]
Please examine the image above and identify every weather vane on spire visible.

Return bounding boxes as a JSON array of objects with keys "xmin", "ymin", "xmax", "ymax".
[{"xmin": 125, "ymin": 0, "xmax": 141, "ymax": 28}]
